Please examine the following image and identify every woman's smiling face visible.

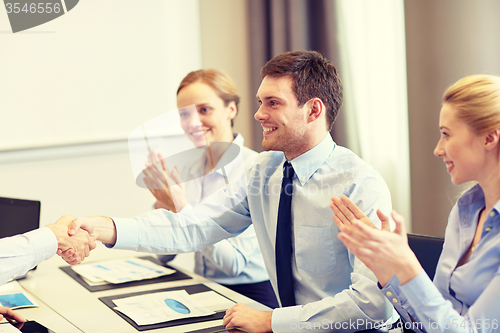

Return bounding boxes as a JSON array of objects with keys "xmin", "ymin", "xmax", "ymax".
[
  {"xmin": 434, "ymin": 103, "xmax": 486, "ymax": 185},
  {"xmin": 177, "ymin": 82, "xmax": 236, "ymax": 147}
]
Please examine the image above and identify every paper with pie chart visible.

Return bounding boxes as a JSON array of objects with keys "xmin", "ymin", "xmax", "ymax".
[{"xmin": 113, "ymin": 290, "xmax": 221, "ymax": 325}]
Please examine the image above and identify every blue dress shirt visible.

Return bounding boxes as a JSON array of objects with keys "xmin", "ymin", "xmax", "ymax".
[
  {"xmin": 112, "ymin": 134, "xmax": 394, "ymax": 332},
  {"xmin": 383, "ymin": 184, "xmax": 500, "ymax": 333}
]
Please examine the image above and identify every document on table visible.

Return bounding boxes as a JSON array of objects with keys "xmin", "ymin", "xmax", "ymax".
[
  {"xmin": 0, "ymin": 281, "xmax": 38, "ymax": 310},
  {"xmin": 113, "ymin": 290, "xmax": 233, "ymax": 326},
  {"xmin": 71, "ymin": 257, "xmax": 176, "ymax": 284}
]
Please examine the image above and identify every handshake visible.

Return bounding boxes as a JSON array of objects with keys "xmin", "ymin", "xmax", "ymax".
[{"xmin": 47, "ymin": 215, "xmax": 116, "ymax": 265}]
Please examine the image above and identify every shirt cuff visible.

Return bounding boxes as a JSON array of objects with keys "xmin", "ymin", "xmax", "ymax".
[
  {"xmin": 380, "ymin": 274, "xmax": 413, "ymax": 325},
  {"xmin": 108, "ymin": 217, "xmax": 139, "ymax": 249},
  {"xmin": 380, "ymin": 274, "xmax": 401, "ymax": 293},
  {"xmin": 271, "ymin": 305, "xmax": 303, "ymax": 332},
  {"xmin": 28, "ymin": 227, "xmax": 58, "ymax": 264},
  {"xmin": 399, "ymin": 270, "xmax": 435, "ymax": 309}
]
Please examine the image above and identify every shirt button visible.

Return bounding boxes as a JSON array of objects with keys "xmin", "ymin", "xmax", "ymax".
[
  {"xmin": 392, "ymin": 298, "xmax": 398, "ymax": 303},
  {"xmin": 489, "ymin": 211, "xmax": 496, "ymax": 217},
  {"xmin": 386, "ymin": 291, "xmax": 392, "ymax": 297},
  {"xmin": 485, "ymin": 227, "xmax": 492, "ymax": 232},
  {"xmin": 301, "ymin": 177, "xmax": 305, "ymax": 182}
]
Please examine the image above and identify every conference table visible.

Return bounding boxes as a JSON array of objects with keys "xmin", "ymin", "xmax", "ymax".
[{"xmin": 6, "ymin": 245, "xmax": 269, "ymax": 333}]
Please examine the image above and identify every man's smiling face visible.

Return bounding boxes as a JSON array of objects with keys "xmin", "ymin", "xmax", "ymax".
[{"xmin": 254, "ymin": 76, "xmax": 311, "ymax": 160}]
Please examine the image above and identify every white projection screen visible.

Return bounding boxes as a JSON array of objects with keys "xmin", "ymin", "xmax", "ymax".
[{"xmin": 0, "ymin": 0, "xmax": 201, "ymax": 151}]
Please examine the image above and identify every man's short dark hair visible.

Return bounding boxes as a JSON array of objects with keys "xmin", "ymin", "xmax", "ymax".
[{"xmin": 261, "ymin": 51, "xmax": 343, "ymax": 130}]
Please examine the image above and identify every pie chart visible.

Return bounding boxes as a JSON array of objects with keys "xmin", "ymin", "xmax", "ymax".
[{"xmin": 164, "ymin": 299, "xmax": 190, "ymax": 314}]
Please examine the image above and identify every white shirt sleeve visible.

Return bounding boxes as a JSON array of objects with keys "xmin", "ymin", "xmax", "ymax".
[{"xmin": 0, "ymin": 227, "xmax": 57, "ymax": 286}]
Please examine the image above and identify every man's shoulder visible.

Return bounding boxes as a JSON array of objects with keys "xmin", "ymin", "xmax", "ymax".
[
  {"xmin": 244, "ymin": 150, "xmax": 283, "ymax": 178},
  {"xmin": 326, "ymin": 145, "xmax": 373, "ymax": 169},
  {"xmin": 322, "ymin": 145, "xmax": 388, "ymax": 189}
]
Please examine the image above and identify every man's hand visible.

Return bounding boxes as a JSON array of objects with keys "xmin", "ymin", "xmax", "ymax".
[
  {"xmin": 69, "ymin": 216, "xmax": 117, "ymax": 245},
  {"xmin": 223, "ymin": 303, "xmax": 272, "ymax": 333},
  {"xmin": 143, "ymin": 150, "xmax": 188, "ymax": 212},
  {"xmin": 0, "ymin": 306, "xmax": 25, "ymax": 323},
  {"xmin": 46, "ymin": 215, "xmax": 96, "ymax": 265}
]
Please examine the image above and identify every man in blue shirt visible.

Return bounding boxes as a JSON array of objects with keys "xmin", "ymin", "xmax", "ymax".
[{"xmin": 67, "ymin": 51, "xmax": 394, "ymax": 332}]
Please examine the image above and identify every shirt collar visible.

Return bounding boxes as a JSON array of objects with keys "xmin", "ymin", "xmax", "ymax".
[
  {"xmin": 231, "ymin": 133, "xmax": 245, "ymax": 148},
  {"xmin": 286, "ymin": 133, "xmax": 335, "ymax": 186},
  {"xmin": 457, "ymin": 184, "xmax": 484, "ymax": 207},
  {"xmin": 457, "ymin": 183, "xmax": 500, "ymax": 220}
]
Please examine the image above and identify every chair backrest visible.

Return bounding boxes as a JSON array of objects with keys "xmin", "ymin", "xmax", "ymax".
[{"xmin": 407, "ymin": 233, "xmax": 444, "ymax": 280}]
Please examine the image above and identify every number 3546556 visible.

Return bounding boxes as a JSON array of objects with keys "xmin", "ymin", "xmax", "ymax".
[{"xmin": 5, "ymin": 2, "xmax": 62, "ymax": 14}]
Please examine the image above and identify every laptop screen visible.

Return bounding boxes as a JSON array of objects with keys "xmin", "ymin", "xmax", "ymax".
[{"xmin": 0, "ymin": 197, "xmax": 41, "ymax": 238}]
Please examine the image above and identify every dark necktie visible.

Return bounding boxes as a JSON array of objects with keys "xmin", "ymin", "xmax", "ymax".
[{"xmin": 275, "ymin": 161, "xmax": 296, "ymax": 307}]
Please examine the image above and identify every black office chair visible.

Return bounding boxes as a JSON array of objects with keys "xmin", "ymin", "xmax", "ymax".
[{"xmin": 407, "ymin": 233, "xmax": 444, "ymax": 280}]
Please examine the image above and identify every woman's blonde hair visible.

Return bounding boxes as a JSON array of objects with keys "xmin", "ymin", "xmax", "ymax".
[
  {"xmin": 177, "ymin": 69, "xmax": 240, "ymax": 127},
  {"xmin": 443, "ymin": 74, "xmax": 500, "ymax": 135}
]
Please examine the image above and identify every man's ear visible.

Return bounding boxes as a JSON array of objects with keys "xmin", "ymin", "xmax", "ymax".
[
  {"xmin": 484, "ymin": 129, "xmax": 500, "ymax": 150},
  {"xmin": 307, "ymin": 98, "xmax": 324, "ymax": 124}
]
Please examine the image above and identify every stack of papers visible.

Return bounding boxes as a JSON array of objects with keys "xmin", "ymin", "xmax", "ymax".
[
  {"xmin": 71, "ymin": 257, "xmax": 175, "ymax": 285},
  {"xmin": 113, "ymin": 290, "xmax": 235, "ymax": 326}
]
